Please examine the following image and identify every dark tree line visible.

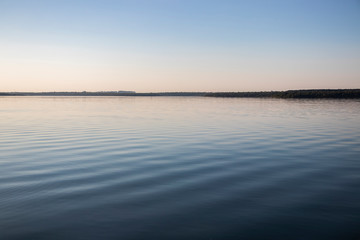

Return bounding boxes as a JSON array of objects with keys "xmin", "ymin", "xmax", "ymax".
[
  {"xmin": 0, "ymin": 92, "xmax": 205, "ymax": 97},
  {"xmin": 204, "ymin": 89, "xmax": 360, "ymax": 99},
  {"xmin": 2, "ymin": 89, "xmax": 360, "ymax": 98}
]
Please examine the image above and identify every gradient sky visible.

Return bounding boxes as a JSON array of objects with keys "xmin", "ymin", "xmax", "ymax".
[{"xmin": 1, "ymin": 0, "xmax": 359, "ymax": 92}]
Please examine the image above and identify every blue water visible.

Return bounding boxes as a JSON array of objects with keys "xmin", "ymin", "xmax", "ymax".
[{"xmin": 1, "ymin": 96, "xmax": 359, "ymax": 240}]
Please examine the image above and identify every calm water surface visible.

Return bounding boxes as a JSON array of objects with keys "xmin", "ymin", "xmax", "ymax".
[{"xmin": 1, "ymin": 97, "xmax": 359, "ymax": 240}]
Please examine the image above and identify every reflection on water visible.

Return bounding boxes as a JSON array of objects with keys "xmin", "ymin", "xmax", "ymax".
[{"xmin": 1, "ymin": 97, "xmax": 360, "ymax": 240}]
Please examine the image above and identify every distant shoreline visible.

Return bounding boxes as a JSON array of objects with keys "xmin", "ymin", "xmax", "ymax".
[
  {"xmin": 1, "ymin": 89, "xmax": 360, "ymax": 99},
  {"xmin": 204, "ymin": 89, "xmax": 360, "ymax": 99}
]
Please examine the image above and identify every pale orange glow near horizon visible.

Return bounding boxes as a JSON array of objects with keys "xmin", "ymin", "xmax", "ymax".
[{"xmin": 2, "ymin": 42, "xmax": 359, "ymax": 92}]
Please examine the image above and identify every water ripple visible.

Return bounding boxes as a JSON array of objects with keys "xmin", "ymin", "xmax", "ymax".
[{"xmin": 1, "ymin": 97, "xmax": 360, "ymax": 240}]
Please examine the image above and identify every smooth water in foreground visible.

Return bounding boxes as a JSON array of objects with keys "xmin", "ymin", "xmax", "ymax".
[{"xmin": 1, "ymin": 97, "xmax": 359, "ymax": 240}]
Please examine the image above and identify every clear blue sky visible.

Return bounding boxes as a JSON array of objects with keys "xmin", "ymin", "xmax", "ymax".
[{"xmin": 1, "ymin": 0, "xmax": 359, "ymax": 92}]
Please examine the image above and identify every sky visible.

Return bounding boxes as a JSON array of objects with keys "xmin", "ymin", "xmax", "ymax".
[{"xmin": 0, "ymin": 0, "xmax": 359, "ymax": 92}]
